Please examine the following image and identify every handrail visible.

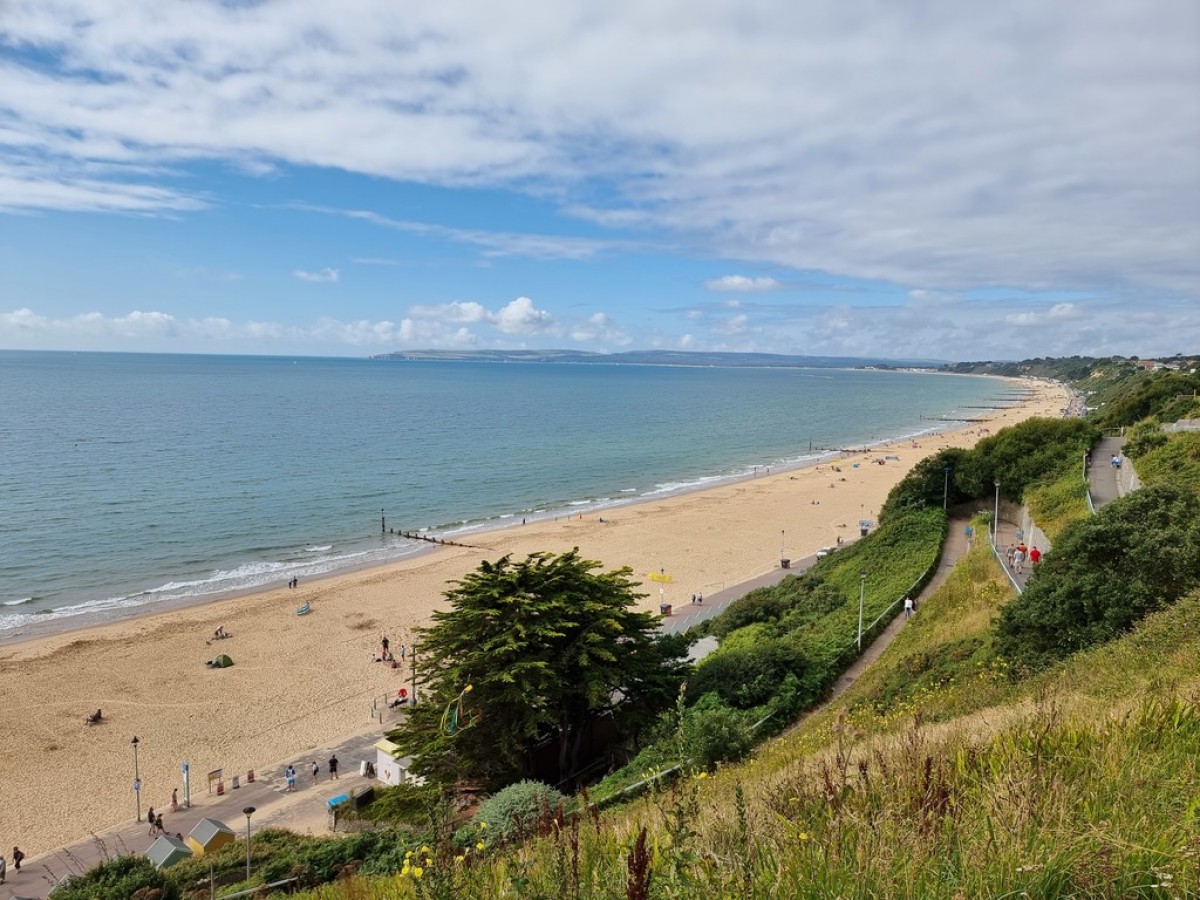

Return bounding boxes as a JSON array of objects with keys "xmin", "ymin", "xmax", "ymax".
[{"xmin": 988, "ymin": 525, "xmax": 1024, "ymax": 594}]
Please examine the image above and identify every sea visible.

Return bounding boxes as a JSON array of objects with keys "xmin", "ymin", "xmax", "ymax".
[{"xmin": 0, "ymin": 351, "xmax": 1007, "ymax": 639}]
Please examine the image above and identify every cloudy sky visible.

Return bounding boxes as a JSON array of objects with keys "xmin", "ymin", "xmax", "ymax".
[{"xmin": 1, "ymin": 1, "xmax": 1197, "ymax": 360}]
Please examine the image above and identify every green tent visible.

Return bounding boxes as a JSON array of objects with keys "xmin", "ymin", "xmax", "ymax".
[{"xmin": 210, "ymin": 654, "xmax": 233, "ymax": 668}]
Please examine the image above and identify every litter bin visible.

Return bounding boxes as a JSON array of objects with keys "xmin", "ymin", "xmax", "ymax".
[
  {"xmin": 659, "ymin": 603, "xmax": 672, "ymax": 616},
  {"xmin": 780, "ymin": 558, "xmax": 790, "ymax": 569}
]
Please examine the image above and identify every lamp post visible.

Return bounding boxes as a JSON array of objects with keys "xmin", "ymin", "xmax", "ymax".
[
  {"xmin": 131, "ymin": 736, "xmax": 141, "ymax": 823},
  {"xmin": 993, "ymin": 479, "xmax": 1001, "ymax": 548},
  {"xmin": 943, "ymin": 466, "xmax": 952, "ymax": 511},
  {"xmin": 243, "ymin": 806, "xmax": 256, "ymax": 882},
  {"xmin": 857, "ymin": 572, "xmax": 866, "ymax": 651},
  {"xmin": 780, "ymin": 530, "xmax": 785, "ymax": 561}
]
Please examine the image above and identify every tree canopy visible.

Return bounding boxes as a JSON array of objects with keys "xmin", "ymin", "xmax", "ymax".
[
  {"xmin": 997, "ymin": 484, "xmax": 1200, "ymax": 671},
  {"xmin": 390, "ymin": 549, "xmax": 691, "ymax": 788}
]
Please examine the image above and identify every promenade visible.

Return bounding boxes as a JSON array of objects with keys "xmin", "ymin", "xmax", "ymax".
[{"xmin": 6, "ymin": 552, "xmax": 827, "ymax": 899}]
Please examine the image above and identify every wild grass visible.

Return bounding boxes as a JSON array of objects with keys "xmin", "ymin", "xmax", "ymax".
[
  {"xmin": 291, "ymin": 521, "xmax": 1200, "ymax": 899},
  {"xmin": 1025, "ymin": 466, "xmax": 1092, "ymax": 542}
]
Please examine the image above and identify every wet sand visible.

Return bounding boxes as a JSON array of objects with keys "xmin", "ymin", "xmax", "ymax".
[{"xmin": 0, "ymin": 377, "xmax": 1070, "ymax": 855}]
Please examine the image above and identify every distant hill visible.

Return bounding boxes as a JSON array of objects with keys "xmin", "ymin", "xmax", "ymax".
[{"xmin": 370, "ymin": 348, "xmax": 945, "ymax": 368}]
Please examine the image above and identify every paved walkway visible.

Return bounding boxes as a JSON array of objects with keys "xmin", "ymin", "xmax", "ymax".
[
  {"xmin": 823, "ymin": 514, "xmax": 972, "ymax": 702},
  {"xmin": 4, "ymin": 727, "xmax": 392, "ymax": 899},
  {"xmin": 1089, "ymin": 436, "xmax": 1126, "ymax": 508},
  {"xmin": 8, "ymin": 544, "xmax": 847, "ymax": 899}
]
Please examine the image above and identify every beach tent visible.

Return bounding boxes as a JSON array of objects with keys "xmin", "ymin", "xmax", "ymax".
[
  {"xmin": 185, "ymin": 817, "xmax": 236, "ymax": 856},
  {"xmin": 146, "ymin": 834, "xmax": 193, "ymax": 869},
  {"xmin": 211, "ymin": 654, "xmax": 233, "ymax": 668}
]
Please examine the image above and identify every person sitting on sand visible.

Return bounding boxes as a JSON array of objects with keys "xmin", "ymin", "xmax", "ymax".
[
  {"xmin": 85, "ymin": 708, "xmax": 102, "ymax": 725},
  {"xmin": 213, "ymin": 625, "xmax": 229, "ymax": 640}
]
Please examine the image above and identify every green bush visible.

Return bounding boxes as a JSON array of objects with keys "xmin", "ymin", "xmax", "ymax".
[
  {"xmin": 51, "ymin": 855, "xmax": 177, "ymax": 900},
  {"xmin": 997, "ymin": 484, "xmax": 1200, "ymax": 671},
  {"xmin": 689, "ymin": 638, "xmax": 809, "ymax": 710},
  {"xmin": 682, "ymin": 693, "xmax": 756, "ymax": 769},
  {"xmin": 471, "ymin": 780, "xmax": 566, "ymax": 841}
]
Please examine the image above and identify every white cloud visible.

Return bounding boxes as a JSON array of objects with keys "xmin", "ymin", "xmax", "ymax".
[
  {"xmin": 293, "ymin": 267, "xmax": 340, "ymax": 283},
  {"xmin": 495, "ymin": 297, "xmax": 555, "ymax": 334},
  {"xmin": 570, "ymin": 312, "xmax": 632, "ymax": 345},
  {"xmin": 705, "ymin": 275, "xmax": 781, "ymax": 293},
  {"xmin": 0, "ymin": 1, "xmax": 1193, "ymax": 299}
]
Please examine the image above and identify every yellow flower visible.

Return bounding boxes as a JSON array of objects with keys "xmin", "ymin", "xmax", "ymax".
[
  {"xmin": 420, "ymin": 845, "xmax": 430, "ymax": 854},
  {"xmin": 476, "ymin": 841, "xmax": 486, "ymax": 850},
  {"xmin": 412, "ymin": 866, "xmax": 424, "ymax": 879},
  {"xmin": 479, "ymin": 821, "xmax": 488, "ymax": 829},
  {"xmin": 401, "ymin": 864, "xmax": 411, "ymax": 876},
  {"xmin": 799, "ymin": 832, "xmax": 809, "ymax": 841}
]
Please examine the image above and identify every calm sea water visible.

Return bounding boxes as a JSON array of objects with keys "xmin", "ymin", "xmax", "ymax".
[{"xmin": 0, "ymin": 352, "xmax": 1003, "ymax": 636}]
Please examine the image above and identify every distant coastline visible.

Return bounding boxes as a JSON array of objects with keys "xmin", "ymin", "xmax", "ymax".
[{"xmin": 370, "ymin": 347, "xmax": 946, "ymax": 368}]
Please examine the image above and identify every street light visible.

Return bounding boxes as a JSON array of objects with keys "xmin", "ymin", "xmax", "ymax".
[
  {"xmin": 857, "ymin": 572, "xmax": 866, "ymax": 651},
  {"xmin": 993, "ymin": 479, "xmax": 1001, "ymax": 548},
  {"xmin": 131, "ymin": 736, "xmax": 141, "ymax": 823},
  {"xmin": 243, "ymin": 806, "xmax": 256, "ymax": 882},
  {"xmin": 943, "ymin": 465, "xmax": 952, "ymax": 511}
]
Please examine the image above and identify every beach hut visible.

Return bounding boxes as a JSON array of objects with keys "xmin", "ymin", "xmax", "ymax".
[
  {"xmin": 373, "ymin": 739, "xmax": 426, "ymax": 786},
  {"xmin": 146, "ymin": 834, "xmax": 193, "ymax": 869},
  {"xmin": 186, "ymin": 817, "xmax": 236, "ymax": 856}
]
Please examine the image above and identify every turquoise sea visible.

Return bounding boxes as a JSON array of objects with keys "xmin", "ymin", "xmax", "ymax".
[{"xmin": 0, "ymin": 352, "xmax": 1005, "ymax": 638}]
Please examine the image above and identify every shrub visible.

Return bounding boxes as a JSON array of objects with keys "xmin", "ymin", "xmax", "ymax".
[
  {"xmin": 688, "ymin": 638, "xmax": 809, "ymax": 710},
  {"xmin": 470, "ymin": 780, "xmax": 566, "ymax": 841},
  {"xmin": 682, "ymin": 693, "xmax": 756, "ymax": 769},
  {"xmin": 51, "ymin": 855, "xmax": 178, "ymax": 900},
  {"xmin": 997, "ymin": 484, "xmax": 1200, "ymax": 671}
]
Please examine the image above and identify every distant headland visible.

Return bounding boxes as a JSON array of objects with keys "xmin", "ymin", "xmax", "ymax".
[{"xmin": 369, "ymin": 348, "xmax": 946, "ymax": 368}]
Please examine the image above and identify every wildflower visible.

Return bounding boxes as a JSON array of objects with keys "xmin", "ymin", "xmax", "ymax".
[
  {"xmin": 401, "ymin": 864, "xmax": 411, "ymax": 876},
  {"xmin": 421, "ymin": 845, "xmax": 431, "ymax": 854},
  {"xmin": 479, "ymin": 821, "xmax": 488, "ymax": 830},
  {"xmin": 799, "ymin": 832, "xmax": 809, "ymax": 841},
  {"xmin": 476, "ymin": 841, "xmax": 487, "ymax": 850},
  {"xmin": 412, "ymin": 866, "xmax": 424, "ymax": 879}
]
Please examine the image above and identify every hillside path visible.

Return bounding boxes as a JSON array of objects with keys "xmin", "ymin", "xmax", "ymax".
[
  {"xmin": 1089, "ymin": 436, "xmax": 1126, "ymax": 509},
  {"xmin": 823, "ymin": 514, "xmax": 973, "ymax": 704}
]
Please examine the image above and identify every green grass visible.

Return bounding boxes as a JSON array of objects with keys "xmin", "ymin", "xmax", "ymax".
[
  {"xmin": 1025, "ymin": 466, "xmax": 1091, "ymax": 542},
  {"xmin": 290, "ymin": 524, "xmax": 1200, "ymax": 898},
  {"xmin": 1135, "ymin": 431, "xmax": 1200, "ymax": 498}
]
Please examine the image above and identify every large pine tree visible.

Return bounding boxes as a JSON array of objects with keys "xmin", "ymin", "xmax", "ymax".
[{"xmin": 390, "ymin": 549, "xmax": 691, "ymax": 788}]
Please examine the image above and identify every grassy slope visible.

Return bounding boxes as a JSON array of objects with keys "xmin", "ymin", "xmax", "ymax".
[{"xmin": 296, "ymin": 527, "xmax": 1200, "ymax": 899}]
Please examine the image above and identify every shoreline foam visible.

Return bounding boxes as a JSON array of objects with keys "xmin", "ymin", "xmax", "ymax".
[{"xmin": 0, "ymin": 376, "xmax": 1070, "ymax": 856}]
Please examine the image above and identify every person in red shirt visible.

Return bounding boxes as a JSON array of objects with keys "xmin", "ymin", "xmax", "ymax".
[{"xmin": 1029, "ymin": 546, "xmax": 1042, "ymax": 564}]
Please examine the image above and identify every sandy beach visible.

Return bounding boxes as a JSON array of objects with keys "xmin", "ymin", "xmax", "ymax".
[{"xmin": 0, "ymin": 377, "xmax": 1071, "ymax": 855}]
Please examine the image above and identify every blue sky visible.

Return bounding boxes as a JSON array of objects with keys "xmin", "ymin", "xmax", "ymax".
[{"xmin": 1, "ymin": 1, "xmax": 1197, "ymax": 359}]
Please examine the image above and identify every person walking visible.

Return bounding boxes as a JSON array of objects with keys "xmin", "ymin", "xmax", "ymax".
[
  {"xmin": 381, "ymin": 636, "xmax": 390, "ymax": 656},
  {"xmin": 1, "ymin": 852, "xmax": 7, "ymax": 884},
  {"xmin": 329, "ymin": 754, "xmax": 339, "ymax": 780},
  {"xmin": 171, "ymin": 788, "xmax": 179, "ymax": 811},
  {"xmin": 12, "ymin": 846, "xmax": 24, "ymax": 873},
  {"xmin": 903, "ymin": 596, "xmax": 914, "ymax": 619},
  {"xmin": 312, "ymin": 760, "xmax": 320, "ymax": 784},
  {"xmin": 147, "ymin": 807, "xmax": 156, "ymax": 836},
  {"xmin": 155, "ymin": 812, "xmax": 165, "ymax": 836}
]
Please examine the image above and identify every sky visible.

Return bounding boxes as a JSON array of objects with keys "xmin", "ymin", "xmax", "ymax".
[{"xmin": 1, "ymin": 1, "xmax": 1198, "ymax": 361}]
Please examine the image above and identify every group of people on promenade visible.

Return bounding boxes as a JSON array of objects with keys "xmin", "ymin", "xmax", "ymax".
[
  {"xmin": 0, "ymin": 845, "xmax": 25, "ymax": 884},
  {"xmin": 283, "ymin": 755, "xmax": 340, "ymax": 791}
]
